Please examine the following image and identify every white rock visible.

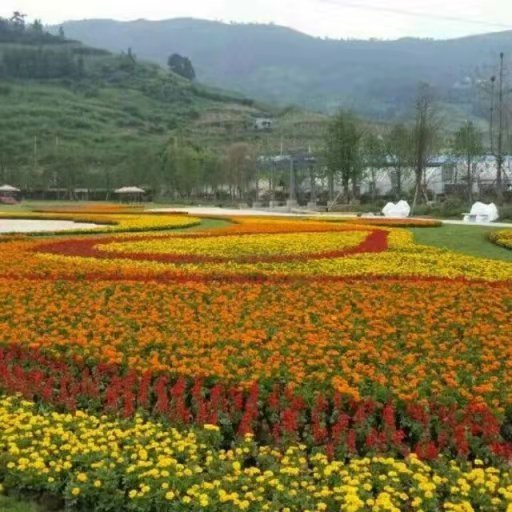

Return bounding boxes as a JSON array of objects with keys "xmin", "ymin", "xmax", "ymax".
[
  {"xmin": 382, "ymin": 200, "xmax": 411, "ymax": 218},
  {"xmin": 469, "ymin": 202, "xmax": 499, "ymax": 222}
]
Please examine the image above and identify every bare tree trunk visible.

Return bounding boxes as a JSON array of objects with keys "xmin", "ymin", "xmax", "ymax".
[
  {"xmin": 422, "ymin": 169, "xmax": 429, "ymax": 203},
  {"xmin": 371, "ymin": 168, "xmax": 376, "ymax": 202},
  {"xmin": 309, "ymin": 167, "xmax": 316, "ymax": 202},
  {"xmin": 343, "ymin": 178, "xmax": 350, "ymax": 202},
  {"xmin": 412, "ymin": 167, "xmax": 422, "ymax": 213},
  {"xmin": 328, "ymin": 173, "xmax": 335, "ymax": 202},
  {"xmin": 396, "ymin": 167, "xmax": 402, "ymax": 200},
  {"xmin": 467, "ymin": 160, "xmax": 473, "ymax": 204}
]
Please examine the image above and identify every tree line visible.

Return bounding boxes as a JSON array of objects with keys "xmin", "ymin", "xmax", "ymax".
[
  {"xmin": 0, "ymin": 136, "xmax": 259, "ymax": 202},
  {"xmin": 0, "ymin": 12, "xmax": 64, "ymax": 44},
  {"xmin": 324, "ymin": 82, "xmax": 500, "ymax": 210}
]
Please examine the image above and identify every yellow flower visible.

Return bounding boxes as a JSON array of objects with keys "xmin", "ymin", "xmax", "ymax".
[{"xmin": 71, "ymin": 487, "xmax": 81, "ymax": 497}]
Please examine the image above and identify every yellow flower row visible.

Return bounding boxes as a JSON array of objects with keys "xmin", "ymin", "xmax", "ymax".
[
  {"xmin": 0, "ymin": 216, "xmax": 510, "ymax": 283},
  {"xmin": 490, "ymin": 230, "xmax": 512, "ymax": 250},
  {"xmin": 0, "ymin": 212, "xmax": 201, "ymax": 235},
  {"xmin": 26, "ymin": 228, "xmax": 512, "ymax": 282},
  {"xmin": 1, "ymin": 396, "xmax": 512, "ymax": 511},
  {"xmin": 98, "ymin": 231, "xmax": 368, "ymax": 258}
]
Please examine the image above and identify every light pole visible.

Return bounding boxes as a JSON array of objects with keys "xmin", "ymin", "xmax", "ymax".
[
  {"xmin": 286, "ymin": 157, "xmax": 298, "ymax": 209},
  {"xmin": 490, "ymin": 75, "xmax": 496, "ymax": 154}
]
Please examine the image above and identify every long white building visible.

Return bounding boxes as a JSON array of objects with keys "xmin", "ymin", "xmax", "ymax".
[{"xmin": 360, "ymin": 155, "xmax": 512, "ymax": 197}]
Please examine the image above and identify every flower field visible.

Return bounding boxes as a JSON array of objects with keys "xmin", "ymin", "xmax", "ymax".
[{"xmin": 0, "ymin": 211, "xmax": 512, "ymax": 510}]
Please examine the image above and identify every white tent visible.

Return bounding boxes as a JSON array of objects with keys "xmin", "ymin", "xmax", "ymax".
[
  {"xmin": 114, "ymin": 186, "xmax": 145, "ymax": 203},
  {"xmin": 0, "ymin": 184, "xmax": 20, "ymax": 193},
  {"xmin": 114, "ymin": 186, "xmax": 145, "ymax": 194}
]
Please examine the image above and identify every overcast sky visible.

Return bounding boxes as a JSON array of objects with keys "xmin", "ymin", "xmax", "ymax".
[{"xmin": 2, "ymin": 0, "xmax": 511, "ymax": 40}]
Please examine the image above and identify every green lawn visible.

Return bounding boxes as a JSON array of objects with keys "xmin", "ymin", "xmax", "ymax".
[
  {"xmin": 0, "ymin": 201, "xmax": 164, "ymax": 212},
  {"xmin": 0, "ymin": 496, "xmax": 46, "ymax": 512},
  {"xmin": 410, "ymin": 224, "xmax": 512, "ymax": 262}
]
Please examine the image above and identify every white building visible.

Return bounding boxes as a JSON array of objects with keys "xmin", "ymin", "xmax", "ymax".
[{"xmin": 360, "ymin": 155, "xmax": 512, "ymax": 197}]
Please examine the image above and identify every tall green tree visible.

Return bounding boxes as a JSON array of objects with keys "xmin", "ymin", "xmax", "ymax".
[
  {"xmin": 363, "ymin": 132, "xmax": 386, "ymax": 201},
  {"xmin": 200, "ymin": 150, "xmax": 223, "ymax": 198},
  {"xmin": 167, "ymin": 54, "xmax": 196, "ymax": 81},
  {"xmin": 324, "ymin": 111, "xmax": 364, "ymax": 203},
  {"xmin": 384, "ymin": 123, "xmax": 412, "ymax": 200},
  {"xmin": 10, "ymin": 11, "xmax": 26, "ymax": 31},
  {"xmin": 224, "ymin": 143, "xmax": 254, "ymax": 201},
  {"xmin": 452, "ymin": 121, "xmax": 483, "ymax": 204},
  {"xmin": 162, "ymin": 139, "xmax": 202, "ymax": 198},
  {"xmin": 411, "ymin": 83, "xmax": 441, "ymax": 210}
]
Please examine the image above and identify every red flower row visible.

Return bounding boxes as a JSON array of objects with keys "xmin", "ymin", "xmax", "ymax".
[
  {"xmin": 0, "ymin": 344, "xmax": 510, "ymax": 462},
  {"xmin": 34, "ymin": 229, "xmax": 389, "ymax": 264}
]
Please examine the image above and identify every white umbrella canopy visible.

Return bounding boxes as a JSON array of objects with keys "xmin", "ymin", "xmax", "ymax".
[
  {"xmin": 0, "ymin": 184, "xmax": 20, "ymax": 192},
  {"xmin": 114, "ymin": 186, "xmax": 145, "ymax": 194}
]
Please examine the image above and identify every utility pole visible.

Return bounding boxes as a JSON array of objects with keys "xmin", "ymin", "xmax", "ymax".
[
  {"xmin": 490, "ymin": 75, "xmax": 496, "ymax": 154},
  {"xmin": 497, "ymin": 52, "xmax": 505, "ymax": 203},
  {"xmin": 287, "ymin": 157, "xmax": 297, "ymax": 208},
  {"xmin": 33, "ymin": 135, "xmax": 38, "ymax": 176}
]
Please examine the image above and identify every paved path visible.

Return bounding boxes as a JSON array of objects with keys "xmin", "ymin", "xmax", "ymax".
[
  {"xmin": 150, "ymin": 207, "xmax": 512, "ymax": 228},
  {"xmin": 441, "ymin": 219, "xmax": 512, "ymax": 228},
  {"xmin": 150, "ymin": 206, "xmax": 357, "ymax": 218}
]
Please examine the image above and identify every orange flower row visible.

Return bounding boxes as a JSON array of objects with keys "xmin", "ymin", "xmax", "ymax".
[{"xmin": 1, "ymin": 276, "xmax": 510, "ymax": 408}]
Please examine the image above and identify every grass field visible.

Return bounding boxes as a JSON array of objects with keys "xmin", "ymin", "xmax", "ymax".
[
  {"xmin": 0, "ymin": 496, "xmax": 45, "ymax": 512},
  {"xmin": 410, "ymin": 223, "xmax": 512, "ymax": 261}
]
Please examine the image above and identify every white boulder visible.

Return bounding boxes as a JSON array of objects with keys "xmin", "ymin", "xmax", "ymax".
[
  {"xmin": 471, "ymin": 202, "xmax": 499, "ymax": 221},
  {"xmin": 382, "ymin": 200, "xmax": 411, "ymax": 218},
  {"xmin": 463, "ymin": 202, "xmax": 499, "ymax": 223}
]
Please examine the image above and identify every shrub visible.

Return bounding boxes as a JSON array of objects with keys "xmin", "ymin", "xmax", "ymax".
[
  {"xmin": 499, "ymin": 205, "xmax": 512, "ymax": 221},
  {"xmin": 440, "ymin": 198, "xmax": 466, "ymax": 218}
]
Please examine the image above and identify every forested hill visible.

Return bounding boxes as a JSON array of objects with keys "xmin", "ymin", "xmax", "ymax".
[
  {"xmin": 55, "ymin": 18, "xmax": 512, "ymax": 119},
  {"xmin": 0, "ymin": 15, "xmax": 294, "ymax": 193}
]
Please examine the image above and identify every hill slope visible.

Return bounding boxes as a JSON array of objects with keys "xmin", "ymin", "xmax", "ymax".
[
  {"xmin": 55, "ymin": 18, "xmax": 512, "ymax": 119},
  {"xmin": 0, "ymin": 21, "xmax": 330, "ymax": 195}
]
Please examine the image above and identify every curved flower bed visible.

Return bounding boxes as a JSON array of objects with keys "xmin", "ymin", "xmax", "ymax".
[
  {"xmin": 490, "ymin": 229, "xmax": 512, "ymax": 250},
  {"xmin": 34, "ymin": 229, "xmax": 388, "ymax": 264},
  {"xmin": 16, "ymin": 226, "xmax": 511, "ymax": 282},
  {"xmin": 0, "ymin": 212, "xmax": 201, "ymax": 235}
]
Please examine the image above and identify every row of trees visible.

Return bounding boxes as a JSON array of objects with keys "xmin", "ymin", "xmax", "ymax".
[
  {"xmin": 325, "ymin": 83, "xmax": 488, "ymax": 209},
  {"xmin": 1, "ymin": 47, "xmax": 83, "ymax": 79},
  {"xmin": 0, "ymin": 12, "xmax": 83, "ymax": 80},
  {"xmin": 0, "ymin": 137, "xmax": 257, "ymax": 202},
  {"xmin": 0, "ymin": 12, "xmax": 64, "ymax": 44}
]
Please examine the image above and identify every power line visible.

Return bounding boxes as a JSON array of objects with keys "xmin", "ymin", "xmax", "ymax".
[{"xmin": 319, "ymin": 0, "xmax": 512, "ymax": 30}]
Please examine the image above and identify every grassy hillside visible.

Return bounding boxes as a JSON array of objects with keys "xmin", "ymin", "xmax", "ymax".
[
  {"xmin": 54, "ymin": 18, "xmax": 512, "ymax": 120},
  {"xmin": 0, "ymin": 20, "xmax": 330, "ymax": 195}
]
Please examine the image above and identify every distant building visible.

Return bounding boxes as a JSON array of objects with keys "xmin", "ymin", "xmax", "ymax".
[
  {"xmin": 253, "ymin": 117, "xmax": 274, "ymax": 131},
  {"xmin": 359, "ymin": 154, "xmax": 512, "ymax": 197}
]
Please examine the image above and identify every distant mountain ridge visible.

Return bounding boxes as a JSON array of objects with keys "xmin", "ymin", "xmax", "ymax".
[{"xmin": 53, "ymin": 18, "xmax": 512, "ymax": 120}]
